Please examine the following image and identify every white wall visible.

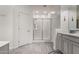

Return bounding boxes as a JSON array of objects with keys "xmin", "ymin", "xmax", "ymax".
[
  {"xmin": 0, "ymin": 6, "xmax": 13, "ymax": 49},
  {"xmin": 51, "ymin": 13, "xmax": 60, "ymax": 50},
  {"xmin": 60, "ymin": 6, "xmax": 77, "ymax": 33},
  {"xmin": 60, "ymin": 6, "xmax": 69, "ymax": 33},
  {"xmin": 0, "ymin": 6, "xmax": 33, "ymax": 49}
]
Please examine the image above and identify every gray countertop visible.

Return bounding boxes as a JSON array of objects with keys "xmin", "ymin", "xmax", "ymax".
[{"xmin": 58, "ymin": 32, "xmax": 79, "ymax": 38}]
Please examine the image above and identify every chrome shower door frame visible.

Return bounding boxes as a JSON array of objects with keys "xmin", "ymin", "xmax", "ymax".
[{"xmin": 33, "ymin": 18, "xmax": 52, "ymax": 41}]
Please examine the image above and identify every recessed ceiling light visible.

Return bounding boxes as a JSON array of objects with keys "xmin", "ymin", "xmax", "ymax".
[
  {"xmin": 50, "ymin": 11, "xmax": 55, "ymax": 14},
  {"xmin": 35, "ymin": 11, "xmax": 39, "ymax": 13},
  {"xmin": 41, "ymin": 15, "xmax": 45, "ymax": 18},
  {"xmin": 43, "ymin": 11, "xmax": 47, "ymax": 14}
]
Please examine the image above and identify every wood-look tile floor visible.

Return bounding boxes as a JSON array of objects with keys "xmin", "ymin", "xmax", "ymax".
[{"xmin": 10, "ymin": 42, "xmax": 53, "ymax": 54}]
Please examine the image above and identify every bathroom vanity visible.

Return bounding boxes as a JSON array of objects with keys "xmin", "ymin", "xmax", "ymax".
[
  {"xmin": 56, "ymin": 5, "xmax": 79, "ymax": 54},
  {"xmin": 0, "ymin": 41, "xmax": 9, "ymax": 54},
  {"xmin": 56, "ymin": 32, "xmax": 79, "ymax": 54}
]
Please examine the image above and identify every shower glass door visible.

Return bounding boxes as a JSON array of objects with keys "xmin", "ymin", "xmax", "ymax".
[
  {"xmin": 33, "ymin": 18, "xmax": 42, "ymax": 40},
  {"xmin": 43, "ymin": 18, "xmax": 50, "ymax": 40},
  {"xmin": 33, "ymin": 18, "xmax": 51, "ymax": 40}
]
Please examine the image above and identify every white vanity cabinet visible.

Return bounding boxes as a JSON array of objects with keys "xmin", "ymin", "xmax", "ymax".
[
  {"xmin": 69, "ymin": 41, "xmax": 79, "ymax": 54},
  {"xmin": 62, "ymin": 37, "xmax": 69, "ymax": 54},
  {"xmin": 56, "ymin": 33, "xmax": 79, "ymax": 54},
  {"xmin": 56, "ymin": 33, "xmax": 70, "ymax": 54},
  {"xmin": 61, "ymin": 35, "xmax": 73, "ymax": 54}
]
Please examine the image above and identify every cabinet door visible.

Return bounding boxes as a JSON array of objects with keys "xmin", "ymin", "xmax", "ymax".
[
  {"xmin": 62, "ymin": 37, "xmax": 69, "ymax": 54},
  {"xmin": 71, "ymin": 42, "xmax": 79, "ymax": 54},
  {"xmin": 56, "ymin": 33, "xmax": 68, "ymax": 53}
]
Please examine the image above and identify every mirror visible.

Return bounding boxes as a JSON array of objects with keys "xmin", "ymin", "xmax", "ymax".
[{"xmin": 77, "ymin": 5, "xmax": 79, "ymax": 29}]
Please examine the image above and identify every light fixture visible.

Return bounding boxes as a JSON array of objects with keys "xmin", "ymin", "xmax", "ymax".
[
  {"xmin": 43, "ymin": 5, "xmax": 47, "ymax": 7},
  {"xmin": 41, "ymin": 15, "xmax": 45, "ymax": 18},
  {"xmin": 47, "ymin": 14, "xmax": 51, "ymax": 18},
  {"xmin": 50, "ymin": 11, "xmax": 55, "ymax": 14},
  {"xmin": 36, "ymin": 15, "xmax": 40, "ymax": 18},
  {"xmin": 35, "ymin": 11, "xmax": 39, "ymax": 13},
  {"xmin": 43, "ymin": 11, "xmax": 47, "ymax": 14},
  {"xmin": 33, "ymin": 15, "xmax": 40, "ymax": 18}
]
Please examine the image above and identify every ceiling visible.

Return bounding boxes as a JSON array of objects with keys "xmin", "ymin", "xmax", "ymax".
[{"xmin": 32, "ymin": 5, "xmax": 60, "ymax": 16}]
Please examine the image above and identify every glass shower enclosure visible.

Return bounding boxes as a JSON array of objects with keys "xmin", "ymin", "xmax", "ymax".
[{"xmin": 33, "ymin": 17, "xmax": 52, "ymax": 41}]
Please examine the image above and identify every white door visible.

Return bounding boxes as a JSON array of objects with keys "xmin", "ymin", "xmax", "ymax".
[
  {"xmin": 33, "ymin": 18, "xmax": 43, "ymax": 40},
  {"xmin": 18, "ymin": 12, "xmax": 32, "ymax": 46}
]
